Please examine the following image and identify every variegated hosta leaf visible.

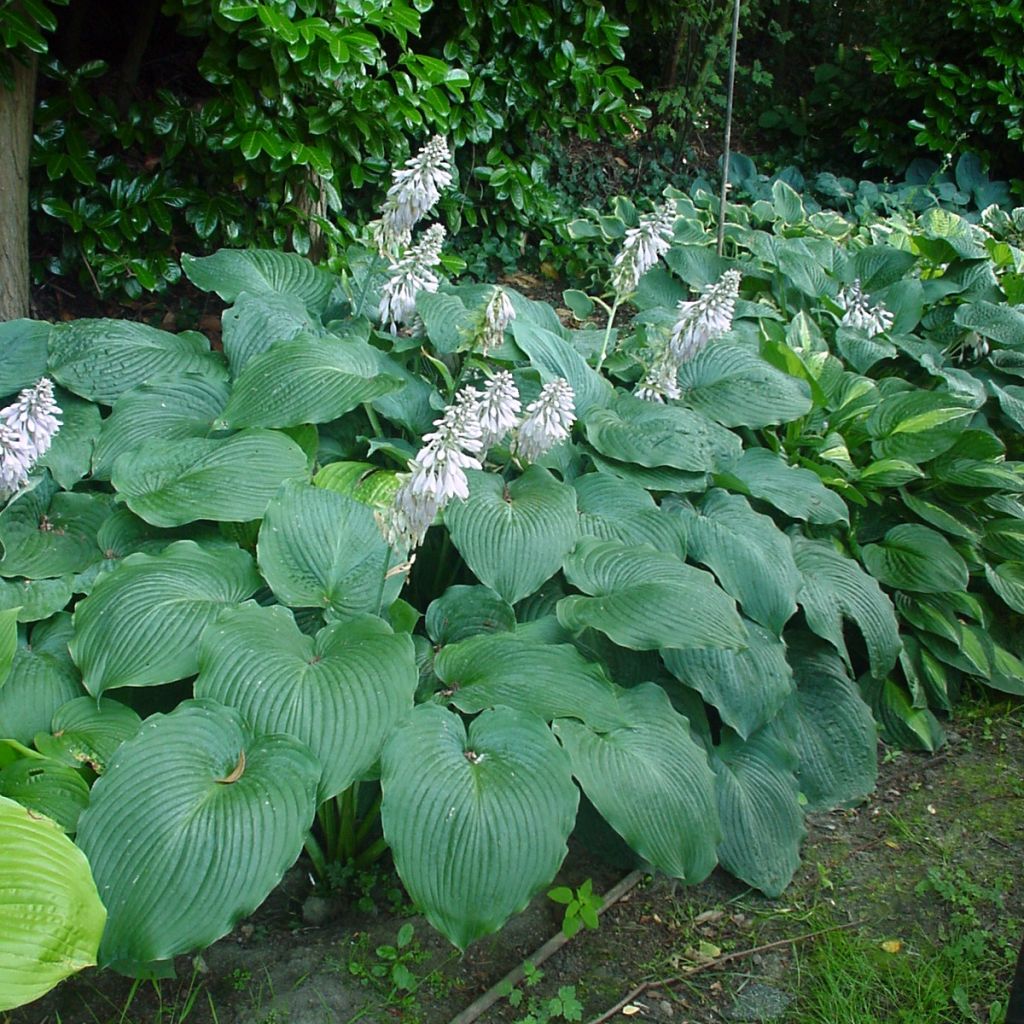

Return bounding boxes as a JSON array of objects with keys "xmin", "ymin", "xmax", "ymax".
[
  {"xmin": 674, "ymin": 489, "xmax": 801, "ymax": 635},
  {"xmin": 111, "ymin": 429, "xmax": 310, "ymax": 527},
  {"xmin": 76, "ymin": 701, "xmax": 320, "ymax": 974},
  {"xmin": 0, "ymin": 795, "xmax": 106, "ymax": 1011},
  {"xmin": 195, "ymin": 604, "xmax": 417, "ymax": 800},
  {"xmin": 661, "ymin": 623, "xmax": 795, "ymax": 740},
  {"xmin": 381, "ymin": 704, "xmax": 578, "ymax": 949},
  {"xmin": 713, "ymin": 723, "xmax": 805, "ymax": 897},
  {"xmin": 257, "ymin": 480, "xmax": 407, "ymax": 620},
  {"xmin": 553, "ymin": 683, "xmax": 720, "ymax": 883},
  {"xmin": 69, "ymin": 541, "xmax": 261, "ymax": 697},
  {"xmin": 446, "ymin": 465, "xmax": 579, "ymax": 605},
  {"xmin": 558, "ymin": 537, "xmax": 747, "ymax": 651},
  {"xmin": 791, "ymin": 533, "xmax": 901, "ymax": 679},
  {"xmin": 861, "ymin": 524, "xmax": 969, "ymax": 594},
  {"xmin": 433, "ymin": 631, "xmax": 625, "ymax": 730}
]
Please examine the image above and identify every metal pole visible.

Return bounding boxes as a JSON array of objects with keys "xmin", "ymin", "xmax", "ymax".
[{"xmin": 717, "ymin": 0, "xmax": 742, "ymax": 256}]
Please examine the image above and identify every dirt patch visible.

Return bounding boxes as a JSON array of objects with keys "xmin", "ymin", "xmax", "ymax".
[{"xmin": 7, "ymin": 707, "xmax": 1023, "ymax": 1024}]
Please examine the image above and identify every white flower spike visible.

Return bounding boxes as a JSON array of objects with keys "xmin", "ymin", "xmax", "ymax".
[
  {"xmin": 667, "ymin": 269, "xmax": 741, "ymax": 364},
  {"xmin": 610, "ymin": 201, "xmax": 676, "ymax": 299},
  {"xmin": 514, "ymin": 378, "xmax": 575, "ymax": 464},
  {"xmin": 837, "ymin": 279, "xmax": 894, "ymax": 338},
  {"xmin": 379, "ymin": 223, "xmax": 447, "ymax": 334},
  {"xmin": 477, "ymin": 371, "xmax": 522, "ymax": 450},
  {"xmin": 0, "ymin": 378, "xmax": 62, "ymax": 501},
  {"xmin": 479, "ymin": 286, "xmax": 516, "ymax": 356}
]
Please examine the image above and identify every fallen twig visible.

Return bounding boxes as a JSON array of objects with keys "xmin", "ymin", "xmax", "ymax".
[
  {"xmin": 586, "ymin": 919, "xmax": 864, "ymax": 1024},
  {"xmin": 447, "ymin": 869, "xmax": 645, "ymax": 1024}
]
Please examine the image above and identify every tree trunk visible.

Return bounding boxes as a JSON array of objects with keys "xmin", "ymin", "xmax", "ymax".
[{"xmin": 0, "ymin": 54, "xmax": 36, "ymax": 321}]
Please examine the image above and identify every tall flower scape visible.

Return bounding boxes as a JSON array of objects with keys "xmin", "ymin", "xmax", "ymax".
[{"xmin": 0, "ymin": 378, "xmax": 62, "ymax": 502}]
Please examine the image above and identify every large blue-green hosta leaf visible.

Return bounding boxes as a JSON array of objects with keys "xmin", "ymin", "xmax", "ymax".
[
  {"xmin": 182, "ymin": 249, "xmax": 336, "ymax": 309},
  {"xmin": 0, "ymin": 319, "xmax": 50, "ymax": 395},
  {"xmin": 0, "ymin": 609, "xmax": 16, "ymax": 686},
  {"xmin": 48, "ymin": 319, "xmax": 226, "ymax": 405},
  {"xmin": 0, "ymin": 476, "xmax": 112, "ymax": 579},
  {"xmin": 0, "ymin": 795, "xmax": 106, "ymax": 1011},
  {"xmin": 675, "ymin": 344, "xmax": 813, "ymax": 428},
  {"xmin": 77, "ymin": 701, "xmax": 319, "ymax": 974},
  {"xmin": 69, "ymin": 541, "xmax": 261, "ymax": 697},
  {"xmin": 446, "ymin": 466, "xmax": 578, "ymax": 605},
  {"xmin": 0, "ymin": 576, "xmax": 74, "ymax": 622},
  {"xmin": 584, "ymin": 395, "xmax": 742, "ymax": 473},
  {"xmin": 713, "ymin": 724, "xmax": 805, "ymax": 896},
  {"xmin": 433, "ymin": 631, "xmax": 625, "ymax": 729},
  {"xmin": 861, "ymin": 524, "xmax": 969, "ymax": 594},
  {"xmin": 574, "ymin": 474, "xmax": 687, "ymax": 555},
  {"xmin": 791, "ymin": 534, "xmax": 901, "ymax": 679},
  {"xmin": 111, "ymin": 429, "xmax": 309, "ymax": 526},
  {"xmin": 716, "ymin": 448, "xmax": 848, "ymax": 525},
  {"xmin": 559, "ymin": 537, "xmax": 747, "ymax": 652},
  {"xmin": 662, "ymin": 624, "xmax": 794, "ymax": 740},
  {"xmin": 674, "ymin": 489, "xmax": 801, "ymax": 635},
  {"xmin": 381, "ymin": 704, "xmax": 578, "ymax": 949},
  {"xmin": 789, "ymin": 636, "xmax": 877, "ymax": 811},
  {"xmin": 92, "ymin": 375, "xmax": 229, "ymax": 479},
  {"xmin": 195, "ymin": 605, "xmax": 417, "ymax": 800},
  {"xmin": 257, "ymin": 481, "xmax": 406, "ymax": 619},
  {"xmin": 0, "ymin": 757, "xmax": 90, "ymax": 833},
  {"xmin": 35, "ymin": 391, "xmax": 101, "ymax": 490},
  {"xmin": 221, "ymin": 290, "xmax": 322, "ymax": 376},
  {"xmin": 425, "ymin": 585, "xmax": 514, "ymax": 645},
  {"xmin": 220, "ymin": 334, "xmax": 403, "ymax": 429},
  {"xmin": 33, "ymin": 696, "xmax": 142, "ymax": 774},
  {"xmin": 553, "ymin": 683, "xmax": 720, "ymax": 882}
]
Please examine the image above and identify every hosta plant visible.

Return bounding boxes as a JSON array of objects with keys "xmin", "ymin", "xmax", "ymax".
[{"xmin": 2, "ymin": 144, "xmax": 1023, "ymax": 1003}]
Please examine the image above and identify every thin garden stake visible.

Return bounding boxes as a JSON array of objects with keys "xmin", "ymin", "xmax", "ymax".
[{"xmin": 717, "ymin": 0, "xmax": 742, "ymax": 256}]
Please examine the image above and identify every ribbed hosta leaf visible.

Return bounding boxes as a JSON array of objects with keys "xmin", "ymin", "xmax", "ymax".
[
  {"xmin": 554, "ymin": 683, "xmax": 720, "ymax": 881},
  {"xmin": 0, "ymin": 609, "xmax": 16, "ymax": 686},
  {"xmin": 675, "ymin": 344, "xmax": 812, "ymax": 427},
  {"xmin": 34, "ymin": 696, "xmax": 142, "ymax": 774},
  {"xmin": 0, "ymin": 576, "xmax": 73, "ymax": 623},
  {"xmin": 446, "ymin": 465, "xmax": 578, "ymax": 604},
  {"xmin": 0, "ymin": 476, "xmax": 112, "ymax": 579},
  {"xmin": 559, "ymin": 537, "xmax": 747, "ymax": 651},
  {"xmin": 434, "ymin": 632, "xmax": 625, "ymax": 729},
  {"xmin": 257, "ymin": 481, "xmax": 406, "ymax": 619},
  {"xmin": 675, "ymin": 489, "xmax": 801, "ymax": 634},
  {"xmin": 111, "ymin": 430, "xmax": 309, "ymax": 526},
  {"xmin": 662, "ymin": 623, "xmax": 795, "ymax": 740},
  {"xmin": 0, "ymin": 319, "xmax": 50, "ymax": 395},
  {"xmin": 425, "ymin": 585, "xmax": 515, "ymax": 646},
  {"xmin": 92, "ymin": 375, "xmax": 229, "ymax": 478},
  {"xmin": 985, "ymin": 561, "xmax": 1024, "ymax": 613},
  {"xmin": 195, "ymin": 604, "xmax": 416, "ymax": 800},
  {"xmin": 0, "ymin": 758, "xmax": 90, "ymax": 832},
  {"xmin": 48, "ymin": 319, "xmax": 226, "ymax": 405},
  {"xmin": 574, "ymin": 474, "xmax": 687, "ymax": 555},
  {"xmin": 510, "ymin": 320, "xmax": 613, "ymax": 416},
  {"xmin": 791, "ymin": 534, "xmax": 901, "ymax": 679},
  {"xmin": 716, "ymin": 448, "xmax": 848, "ymax": 525},
  {"xmin": 862, "ymin": 524, "xmax": 969, "ymax": 594},
  {"xmin": 0, "ymin": 795, "xmax": 105, "ymax": 1011},
  {"xmin": 789, "ymin": 635, "xmax": 877, "ymax": 812},
  {"xmin": 182, "ymin": 249, "xmax": 336, "ymax": 309},
  {"xmin": 0, "ymin": 618, "xmax": 82, "ymax": 745},
  {"xmin": 584, "ymin": 395, "xmax": 742, "ymax": 472},
  {"xmin": 381, "ymin": 704, "xmax": 578, "ymax": 949},
  {"xmin": 220, "ymin": 335, "xmax": 403, "ymax": 428},
  {"xmin": 36, "ymin": 392, "xmax": 101, "ymax": 489},
  {"xmin": 713, "ymin": 724, "xmax": 805, "ymax": 896},
  {"xmin": 587, "ymin": 449, "xmax": 710, "ymax": 493},
  {"xmin": 77, "ymin": 701, "xmax": 319, "ymax": 973},
  {"xmin": 69, "ymin": 541, "xmax": 261, "ymax": 697},
  {"xmin": 314, "ymin": 461, "xmax": 401, "ymax": 509},
  {"xmin": 221, "ymin": 290, "xmax": 321, "ymax": 376}
]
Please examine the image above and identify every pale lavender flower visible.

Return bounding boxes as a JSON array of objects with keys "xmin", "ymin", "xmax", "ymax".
[
  {"xmin": 478, "ymin": 286, "xmax": 516, "ymax": 355},
  {"xmin": 0, "ymin": 424, "xmax": 33, "ymax": 499},
  {"xmin": 376, "ymin": 384, "xmax": 485, "ymax": 551},
  {"xmin": 667, "ymin": 269, "xmax": 741, "ymax": 364},
  {"xmin": 477, "ymin": 371, "xmax": 521, "ymax": 449},
  {"xmin": 837, "ymin": 279, "xmax": 893, "ymax": 337},
  {"xmin": 2, "ymin": 377, "xmax": 62, "ymax": 462},
  {"xmin": 370, "ymin": 135, "xmax": 453, "ymax": 257},
  {"xmin": 635, "ymin": 351, "xmax": 682, "ymax": 404},
  {"xmin": 379, "ymin": 224, "xmax": 446, "ymax": 333},
  {"xmin": 514, "ymin": 378, "xmax": 575, "ymax": 463},
  {"xmin": 610, "ymin": 201, "xmax": 676, "ymax": 299}
]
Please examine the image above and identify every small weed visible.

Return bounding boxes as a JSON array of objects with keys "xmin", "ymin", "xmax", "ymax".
[
  {"xmin": 498, "ymin": 963, "xmax": 583, "ymax": 1024},
  {"xmin": 548, "ymin": 878, "xmax": 603, "ymax": 939},
  {"xmin": 229, "ymin": 968, "xmax": 251, "ymax": 992}
]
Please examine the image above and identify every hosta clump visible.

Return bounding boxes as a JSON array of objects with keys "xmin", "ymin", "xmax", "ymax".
[{"xmin": 3, "ymin": 164, "xmax": 1023, "ymax": 1005}]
